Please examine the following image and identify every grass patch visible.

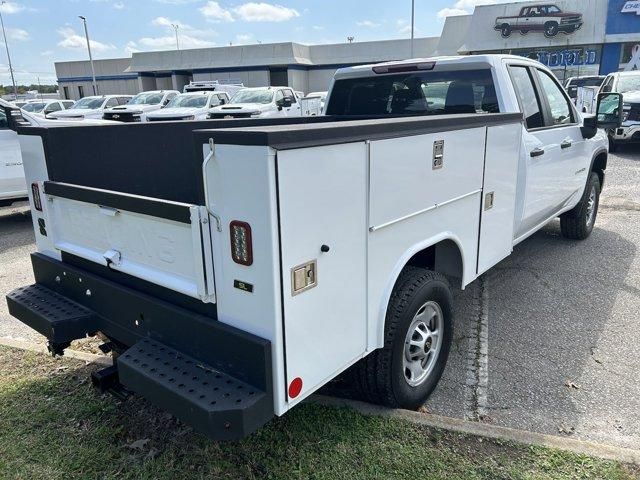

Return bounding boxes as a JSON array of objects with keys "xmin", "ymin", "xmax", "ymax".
[{"xmin": 0, "ymin": 345, "xmax": 638, "ymax": 480}]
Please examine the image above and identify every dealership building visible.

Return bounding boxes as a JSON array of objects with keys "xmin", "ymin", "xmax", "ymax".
[{"xmin": 56, "ymin": 0, "xmax": 640, "ymax": 100}]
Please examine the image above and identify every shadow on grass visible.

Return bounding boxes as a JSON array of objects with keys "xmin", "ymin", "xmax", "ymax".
[{"xmin": 1, "ymin": 348, "xmax": 637, "ymax": 480}]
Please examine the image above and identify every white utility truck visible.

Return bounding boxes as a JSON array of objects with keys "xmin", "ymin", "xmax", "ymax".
[
  {"xmin": 5, "ymin": 55, "xmax": 620, "ymax": 440},
  {"xmin": 208, "ymin": 87, "xmax": 302, "ymax": 119}
]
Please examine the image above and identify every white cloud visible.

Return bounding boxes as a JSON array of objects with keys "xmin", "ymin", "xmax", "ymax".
[
  {"xmin": 200, "ymin": 1, "xmax": 234, "ymax": 22},
  {"xmin": 113, "ymin": 2, "xmax": 125, "ymax": 9},
  {"xmin": 2, "ymin": 28, "xmax": 29, "ymax": 41},
  {"xmin": 40, "ymin": 50, "xmax": 54, "ymax": 56},
  {"xmin": 233, "ymin": 2, "xmax": 299, "ymax": 22},
  {"xmin": 357, "ymin": 20, "xmax": 380, "ymax": 28},
  {"xmin": 138, "ymin": 35, "xmax": 215, "ymax": 49},
  {"xmin": 56, "ymin": 27, "xmax": 115, "ymax": 52},
  {"xmin": 0, "ymin": 2, "xmax": 23, "ymax": 14},
  {"xmin": 154, "ymin": 0, "xmax": 199, "ymax": 3},
  {"xmin": 127, "ymin": 16, "xmax": 217, "ymax": 52},
  {"xmin": 437, "ymin": 0, "xmax": 512, "ymax": 19}
]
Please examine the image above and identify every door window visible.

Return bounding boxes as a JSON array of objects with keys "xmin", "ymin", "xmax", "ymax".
[
  {"xmin": 275, "ymin": 90, "xmax": 285, "ymax": 103},
  {"xmin": 46, "ymin": 102, "xmax": 62, "ymax": 113},
  {"xmin": 601, "ymin": 76, "xmax": 613, "ymax": 93},
  {"xmin": 284, "ymin": 89, "xmax": 297, "ymax": 103},
  {"xmin": 105, "ymin": 98, "xmax": 118, "ymax": 108},
  {"xmin": 509, "ymin": 66, "xmax": 544, "ymax": 130},
  {"xmin": 536, "ymin": 70, "xmax": 574, "ymax": 126}
]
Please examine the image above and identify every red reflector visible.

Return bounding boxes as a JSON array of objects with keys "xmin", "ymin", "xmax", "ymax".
[
  {"xmin": 31, "ymin": 183, "xmax": 42, "ymax": 211},
  {"xmin": 372, "ymin": 61, "xmax": 436, "ymax": 74},
  {"xmin": 230, "ymin": 220, "xmax": 253, "ymax": 266},
  {"xmin": 288, "ymin": 377, "xmax": 303, "ymax": 399}
]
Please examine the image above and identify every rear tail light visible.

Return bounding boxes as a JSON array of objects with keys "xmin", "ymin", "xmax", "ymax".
[
  {"xmin": 230, "ymin": 221, "xmax": 253, "ymax": 266},
  {"xmin": 31, "ymin": 183, "xmax": 42, "ymax": 211}
]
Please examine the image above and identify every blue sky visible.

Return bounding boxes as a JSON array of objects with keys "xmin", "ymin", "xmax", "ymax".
[{"xmin": 0, "ymin": 0, "xmax": 519, "ymax": 85}]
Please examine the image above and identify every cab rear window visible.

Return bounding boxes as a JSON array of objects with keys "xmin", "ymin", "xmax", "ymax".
[{"xmin": 326, "ymin": 69, "xmax": 499, "ymax": 116}]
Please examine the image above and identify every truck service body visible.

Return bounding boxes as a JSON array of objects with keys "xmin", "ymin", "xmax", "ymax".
[{"xmin": 5, "ymin": 55, "xmax": 618, "ymax": 440}]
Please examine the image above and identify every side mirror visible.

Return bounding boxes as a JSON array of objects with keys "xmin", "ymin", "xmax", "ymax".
[
  {"xmin": 596, "ymin": 92, "xmax": 623, "ymax": 129},
  {"xmin": 163, "ymin": 98, "xmax": 170, "ymax": 106}
]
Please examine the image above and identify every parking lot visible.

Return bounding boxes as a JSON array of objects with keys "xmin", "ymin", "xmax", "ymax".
[{"xmin": 1, "ymin": 150, "xmax": 639, "ymax": 451}]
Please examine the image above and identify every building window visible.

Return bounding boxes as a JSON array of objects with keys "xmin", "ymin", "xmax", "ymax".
[
  {"xmin": 63, "ymin": 86, "xmax": 69, "ymax": 99},
  {"xmin": 78, "ymin": 85, "xmax": 85, "ymax": 98}
]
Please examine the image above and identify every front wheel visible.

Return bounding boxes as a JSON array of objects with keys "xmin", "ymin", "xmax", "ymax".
[
  {"xmin": 544, "ymin": 22, "xmax": 559, "ymax": 37},
  {"xmin": 352, "ymin": 267, "xmax": 453, "ymax": 409},
  {"xmin": 560, "ymin": 172, "xmax": 601, "ymax": 240},
  {"xmin": 500, "ymin": 24, "xmax": 512, "ymax": 37}
]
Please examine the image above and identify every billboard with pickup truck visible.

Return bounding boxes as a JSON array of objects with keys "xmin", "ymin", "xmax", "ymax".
[{"xmin": 463, "ymin": 0, "xmax": 607, "ymax": 53}]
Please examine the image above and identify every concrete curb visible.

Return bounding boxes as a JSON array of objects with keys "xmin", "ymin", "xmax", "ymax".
[
  {"xmin": 313, "ymin": 395, "xmax": 640, "ymax": 465},
  {"xmin": 0, "ymin": 336, "xmax": 112, "ymax": 366}
]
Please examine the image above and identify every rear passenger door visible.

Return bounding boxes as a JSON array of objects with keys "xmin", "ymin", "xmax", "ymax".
[{"xmin": 509, "ymin": 64, "xmax": 581, "ymax": 238}]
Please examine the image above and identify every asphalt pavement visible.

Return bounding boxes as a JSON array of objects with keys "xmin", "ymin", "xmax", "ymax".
[{"xmin": 0, "ymin": 151, "xmax": 638, "ymax": 450}]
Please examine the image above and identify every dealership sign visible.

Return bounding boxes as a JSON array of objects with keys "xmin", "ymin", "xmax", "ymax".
[
  {"xmin": 519, "ymin": 48, "xmax": 598, "ymax": 67},
  {"xmin": 622, "ymin": 1, "xmax": 640, "ymax": 15}
]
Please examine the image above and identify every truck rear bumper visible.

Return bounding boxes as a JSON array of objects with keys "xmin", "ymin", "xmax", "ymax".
[{"xmin": 6, "ymin": 253, "xmax": 274, "ymax": 440}]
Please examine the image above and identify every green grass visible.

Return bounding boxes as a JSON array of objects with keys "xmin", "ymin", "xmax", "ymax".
[{"xmin": 0, "ymin": 345, "xmax": 637, "ymax": 480}]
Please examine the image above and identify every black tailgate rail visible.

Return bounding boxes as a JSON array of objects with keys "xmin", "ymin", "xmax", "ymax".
[{"xmin": 6, "ymin": 253, "xmax": 274, "ymax": 441}]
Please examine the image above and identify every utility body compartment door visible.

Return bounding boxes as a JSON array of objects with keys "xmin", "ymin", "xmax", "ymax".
[
  {"xmin": 477, "ymin": 124, "xmax": 522, "ymax": 274},
  {"xmin": 42, "ymin": 182, "xmax": 216, "ymax": 303},
  {"xmin": 277, "ymin": 143, "xmax": 367, "ymax": 406}
]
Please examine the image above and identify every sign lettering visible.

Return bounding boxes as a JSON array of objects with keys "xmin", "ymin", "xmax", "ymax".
[{"xmin": 622, "ymin": 1, "xmax": 640, "ymax": 15}]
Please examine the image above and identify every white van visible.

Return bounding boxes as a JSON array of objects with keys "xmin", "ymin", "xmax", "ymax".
[{"xmin": 0, "ymin": 100, "xmax": 27, "ymax": 206}]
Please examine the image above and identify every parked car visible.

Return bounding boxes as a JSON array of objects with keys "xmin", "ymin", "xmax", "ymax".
[
  {"xmin": 146, "ymin": 91, "xmax": 229, "ymax": 122},
  {"xmin": 5, "ymin": 54, "xmax": 619, "ymax": 441},
  {"xmin": 102, "ymin": 90, "xmax": 179, "ymax": 123},
  {"xmin": 183, "ymin": 81, "xmax": 245, "ymax": 98},
  {"xmin": 564, "ymin": 76, "xmax": 605, "ymax": 101},
  {"xmin": 48, "ymin": 95, "xmax": 133, "ymax": 120},
  {"xmin": 495, "ymin": 4, "xmax": 583, "ymax": 38},
  {"xmin": 0, "ymin": 99, "xmax": 26, "ymax": 207},
  {"xmin": 208, "ymin": 86, "xmax": 302, "ymax": 119},
  {"xmin": 597, "ymin": 70, "xmax": 640, "ymax": 151},
  {"xmin": 20, "ymin": 99, "xmax": 75, "ymax": 118}
]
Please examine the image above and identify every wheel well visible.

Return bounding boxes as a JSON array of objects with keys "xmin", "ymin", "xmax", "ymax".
[
  {"xmin": 592, "ymin": 152, "xmax": 607, "ymax": 187},
  {"xmin": 405, "ymin": 240, "xmax": 463, "ymax": 287}
]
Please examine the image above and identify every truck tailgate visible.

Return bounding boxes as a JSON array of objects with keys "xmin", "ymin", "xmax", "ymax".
[{"xmin": 41, "ymin": 181, "xmax": 215, "ymax": 303}]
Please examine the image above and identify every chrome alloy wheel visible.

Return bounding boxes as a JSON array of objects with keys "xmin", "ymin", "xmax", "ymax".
[
  {"xmin": 403, "ymin": 301, "xmax": 444, "ymax": 387},
  {"xmin": 586, "ymin": 185, "xmax": 597, "ymax": 228}
]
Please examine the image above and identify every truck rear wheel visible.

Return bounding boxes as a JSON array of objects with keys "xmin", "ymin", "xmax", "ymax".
[
  {"xmin": 560, "ymin": 172, "xmax": 601, "ymax": 240},
  {"xmin": 353, "ymin": 267, "xmax": 453, "ymax": 410}
]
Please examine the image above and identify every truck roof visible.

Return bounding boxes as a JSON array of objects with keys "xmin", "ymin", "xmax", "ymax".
[{"xmin": 333, "ymin": 54, "xmax": 543, "ymax": 80}]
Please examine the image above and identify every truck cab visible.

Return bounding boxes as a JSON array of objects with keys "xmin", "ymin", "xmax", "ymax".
[
  {"xmin": 208, "ymin": 87, "xmax": 301, "ymax": 119},
  {"xmin": 598, "ymin": 70, "xmax": 640, "ymax": 150}
]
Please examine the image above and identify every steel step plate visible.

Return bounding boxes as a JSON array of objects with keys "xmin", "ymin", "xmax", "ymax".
[
  {"xmin": 117, "ymin": 338, "xmax": 272, "ymax": 440},
  {"xmin": 6, "ymin": 284, "xmax": 99, "ymax": 344}
]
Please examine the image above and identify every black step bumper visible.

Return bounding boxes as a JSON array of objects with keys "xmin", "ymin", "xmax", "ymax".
[{"xmin": 5, "ymin": 253, "xmax": 274, "ymax": 440}]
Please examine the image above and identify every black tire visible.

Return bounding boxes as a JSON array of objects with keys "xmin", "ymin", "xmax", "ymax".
[
  {"xmin": 353, "ymin": 267, "xmax": 453, "ymax": 410},
  {"xmin": 544, "ymin": 22, "xmax": 559, "ymax": 37},
  {"xmin": 519, "ymin": 29, "xmax": 529, "ymax": 35},
  {"xmin": 500, "ymin": 24, "xmax": 512, "ymax": 38},
  {"xmin": 560, "ymin": 172, "xmax": 601, "ymax": 240}
]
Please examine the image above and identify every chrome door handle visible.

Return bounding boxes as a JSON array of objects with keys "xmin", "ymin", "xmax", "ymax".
[
  {"xmin": 530, "ymin": 147, "xmax": 545, "ymax": 158},
  {"xmin": 561, "ymin": 140, "xmax": 572, "ymax": 149}
]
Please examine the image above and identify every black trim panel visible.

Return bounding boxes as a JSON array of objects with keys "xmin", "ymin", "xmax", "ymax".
[
  {"xmin": 194, "ymin": 113, "xmax": 524, "ymax": 151},
  {"xmin": 44, "ymin": 181, "xmax": 193, "ymax": 224}
]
